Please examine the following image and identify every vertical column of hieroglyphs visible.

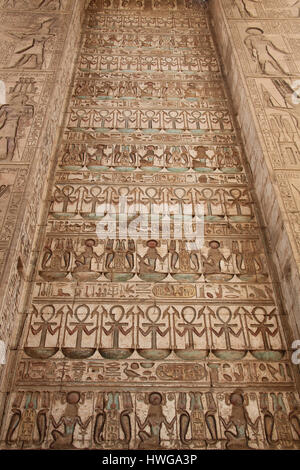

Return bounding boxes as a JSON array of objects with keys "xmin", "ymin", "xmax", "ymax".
[
  {"xmin": 1, "ymin": 0, "xmax": 300, "ymax": 450},
  {"xmin": 0, "ymin": 0, "xmax": 86, "ymax": 397},
  {"xmin": 210, "ymin": 0, "xmax": 300, "ymax": 338}
]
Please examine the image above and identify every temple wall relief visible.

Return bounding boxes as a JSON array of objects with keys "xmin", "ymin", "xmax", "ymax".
[
  {"xmin": 0, "ymin": 0, "xmax": 87, "ymax": 405},
  {"xmin": 209, "ymin": 0, "xmax": 300, "ymax": 340},
  {"xmin": 0, "ymin": 0, "xmax": 300, "ymax": 451}
]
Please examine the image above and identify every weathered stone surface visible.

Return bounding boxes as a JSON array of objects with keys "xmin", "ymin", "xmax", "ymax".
[
  {"xmin": 0, "ymin": 0, "xmax": 300, "ymax": 451},
  {"xmin": 0, "ymin": 0, "xmax": 87, "ymax": 388},
  {"xmin": 210, "ymin": 0, "xmax": 300, "ymax": 339}
]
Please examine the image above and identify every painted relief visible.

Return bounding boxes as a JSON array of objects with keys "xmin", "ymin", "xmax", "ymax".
[
  {"xmin": 0, "ymin": 0, "xmax": 299, "ymax": 452},
  {"xmin": 213, "ymin": 0, "xmax": 300, "ymax": 350}
]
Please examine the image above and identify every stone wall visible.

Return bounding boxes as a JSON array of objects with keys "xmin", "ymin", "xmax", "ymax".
[
  {"xmin": 0, "ymin": 0, "xmax": 86, "ymax": 415},
  {"xmin": 209, "ymin": 0, "xmax": 300, "ymax": 340},
  {"xmin": 0, "ymin": 0, "xmax": 300, "ymax": 450}
]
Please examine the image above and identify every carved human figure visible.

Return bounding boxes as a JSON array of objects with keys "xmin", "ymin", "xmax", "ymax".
[
  {"xmin": 244, "ymin": 28, "xmax": 290, "ymax": 75},
  {"xmin": 201, "ymin": 240, "xmax": 230, "ymax": 275},
  {"xmin": 140, "ymin": 145, "xmax": 158, "ymax": 167},
  {"xmin": 192, "ymin": 145, "xmax": 212, "ymax": 169},
  {"xmin": 50, "ymin": 392, "xmax": 91, "ymax": 449},
  {"xmin": 140, "ymin": 81, "xmax": 157, "ymax": 97},
  {"xmin": 221, "ymin": 390, "xmax": 260, "ymax": 449},
  {"xmin": 137, "ymin": 392, "xmax": 175, "ymax": 449},
  {"xmin": 0, "ymin": 94, "xmax": 34, "ymax": 160},
  {"xmin": 73, "ymin": 239, "xmax": 100, "ymax": 273},
  {"xmin": 8, "ymin": 19, "xmax": 56, "ymax": 69},
  {"xmin": 86, "ymin": 144, "xmax": 109, "ymax": 166},
  {"xmin": 139, "ymin": 240, "xmax": 167, "ymax": 273}
]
